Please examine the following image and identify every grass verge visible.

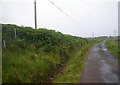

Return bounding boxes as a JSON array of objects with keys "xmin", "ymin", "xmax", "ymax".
[
  {"xmin": 105, "ymin": 37, "xmax": 120, "ymax": 60},
  {"xmin": 54, "ymin": 43, "xmax": 99, "ymax": 83}
]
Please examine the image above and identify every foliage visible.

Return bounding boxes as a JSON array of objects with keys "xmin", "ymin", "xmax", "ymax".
[
  {"xmin": 2, "ymin": 24, "xmax": 106, "ymax": 83},
  {"xmin": 54, "ymin": 40, "xmax": 105, "ymax": 83},
  {"xmin": 105, "ymin": 37, "xmax": 120, "ymax": 60}
]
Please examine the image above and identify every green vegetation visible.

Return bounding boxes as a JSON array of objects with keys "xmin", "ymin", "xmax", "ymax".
[
  {"xmin": 105, "ymin": 37, "xmax": 120, "ymax": 60},
  {"xmin": 2, "ymin": 24, "xmax": 106, "ymax": 83},
  {"xmin": 54, "ymin": 43, "xmax": 93, "ymax": 83},
  {"xmin": 54, "ymin": 38, "xmax": 105, "ymax": 83}
]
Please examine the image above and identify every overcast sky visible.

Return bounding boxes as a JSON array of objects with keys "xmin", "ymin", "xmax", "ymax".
[{"xmin": 0, "ymin": 0, "xmax": 119, "ymax": 37}]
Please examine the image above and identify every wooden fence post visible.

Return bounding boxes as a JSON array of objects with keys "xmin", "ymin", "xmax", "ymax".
[
  {"xmin": 14, "ymin": 28, "xmax": 16, "ymax": 38},
  {"xmin": 3, "ymin": 40, "xmax": 6, "ymax": 48}
]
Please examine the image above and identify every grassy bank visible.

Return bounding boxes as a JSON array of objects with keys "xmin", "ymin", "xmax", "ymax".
[
  {"xmin": 105, "ymin": 37, "xmax": 120, "ymax": 60},
  {"xmin": 2, "ymin": 24, "xmax": 106, "ymax": 83},
  {"xmin": 54, "ymin": 38, "xmax": 105, "ymax": 83}
]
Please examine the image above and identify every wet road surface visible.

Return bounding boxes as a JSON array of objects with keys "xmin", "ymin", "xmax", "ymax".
[{"xmin": 81, "ymin": 38, "xmax": 118, "ymax": 83}]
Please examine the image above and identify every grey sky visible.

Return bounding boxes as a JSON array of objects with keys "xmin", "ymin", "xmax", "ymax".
[{"xmin": 1, "ymin": 0, "xmax": 119, "ymax": 37}]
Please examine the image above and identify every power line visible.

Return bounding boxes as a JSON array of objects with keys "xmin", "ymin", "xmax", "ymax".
[{"xmin": 48, "ymin": 0, "xmax": 80, "ymax": 26}]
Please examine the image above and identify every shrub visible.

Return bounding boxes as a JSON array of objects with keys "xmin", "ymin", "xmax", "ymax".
[{"xmin": 44, "ymin": 44, "xmax": 55, "ymax": 52}]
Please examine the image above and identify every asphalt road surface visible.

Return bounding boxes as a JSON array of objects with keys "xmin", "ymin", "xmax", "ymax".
[{"xmin": 81, "ymin": 38, "xmax": 119, "ymax": 83}]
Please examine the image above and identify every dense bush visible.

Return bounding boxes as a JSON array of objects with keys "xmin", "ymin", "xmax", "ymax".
[{"xmin": 2, "ymin": 24, "xmax": 89, "ymax": 56}]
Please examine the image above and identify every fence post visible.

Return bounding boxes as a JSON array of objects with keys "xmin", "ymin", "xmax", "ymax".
[
  {"xmin": 3, "ymin": 40, "xmax": 6, "ymax": 48},
  {"xmin": 14, "ymin": 28, "xmax": 16, "ymax": 38}
]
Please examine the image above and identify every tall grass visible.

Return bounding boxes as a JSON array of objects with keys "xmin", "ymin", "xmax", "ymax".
[
  {"xmin": 105, "ymin": 37, "xmax": 120, "ymax": 60},
  {"xmin": 3, "ymin": 47, "xmax": 62, "ymax": 83},
  {"xmin": 54, "ymin": 39, "xmax": 105, "ymax": 83}
]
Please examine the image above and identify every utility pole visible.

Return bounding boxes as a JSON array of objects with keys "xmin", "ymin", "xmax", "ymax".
[
  {"xmin": 34, "ymin": 0, "xmax": 37, "ymax": 29},
  {"xmin": 110, "ymin": 34, "xmax": 111, "ymax": 37},
  {"xmin": 114, "ymin": 30, "xmax": 116, "ymax": 37},
  {"xmin": 93, "ymin": 32, "xmax": 94, "ymax": 38}
]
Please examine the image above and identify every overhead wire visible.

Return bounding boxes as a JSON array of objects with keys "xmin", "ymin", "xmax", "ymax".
[
  {"xmin": 48, "ymin": 0, "xmax": 81, "ymax": 26},
  {"xmin": 48, "ymin": 0, "xmax": 92, "ymax": 33}
]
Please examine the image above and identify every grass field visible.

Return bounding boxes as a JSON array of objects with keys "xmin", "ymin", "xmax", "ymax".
[{"xmin": 105, "ymin": 37, "xmax": 120, "ymax": 60}]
